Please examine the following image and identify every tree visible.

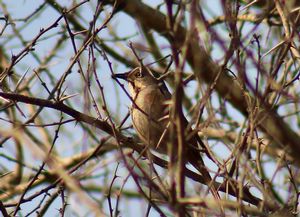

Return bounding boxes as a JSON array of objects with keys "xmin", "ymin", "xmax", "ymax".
[{"xmin": 0, "ymin": 0, "xmax": 299, "ymax": 216}]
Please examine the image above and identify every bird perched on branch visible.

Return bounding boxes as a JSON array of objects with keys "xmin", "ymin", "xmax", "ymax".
[{"xmin": 113, "ymin": 65, "xmax": 219, "ymax": 199}]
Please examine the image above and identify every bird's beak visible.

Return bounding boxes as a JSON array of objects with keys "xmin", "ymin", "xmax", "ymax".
[{"xmin": 112, "ymin": 72, "xmax": 130, "ymax": 81}]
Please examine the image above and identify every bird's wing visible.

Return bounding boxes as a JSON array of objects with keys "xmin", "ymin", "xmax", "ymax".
[{"xmin": 158, "ymin": 81, "xmax": 171, "ymax": 100}]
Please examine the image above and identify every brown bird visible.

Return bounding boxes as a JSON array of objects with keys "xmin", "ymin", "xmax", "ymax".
[{"xmin": 113, "ymin": 65, "xmax": 219, "ymax": 198}]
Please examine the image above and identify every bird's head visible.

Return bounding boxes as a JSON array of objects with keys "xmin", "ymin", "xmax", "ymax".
[{"xmin": 113, "ymin": 66, "xmax": 158, "ymax": 90}]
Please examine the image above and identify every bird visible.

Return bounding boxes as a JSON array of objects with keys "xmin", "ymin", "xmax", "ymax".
[{"xmin": 113, "ymin": 65, "xmax": 219, "ymax": 198}]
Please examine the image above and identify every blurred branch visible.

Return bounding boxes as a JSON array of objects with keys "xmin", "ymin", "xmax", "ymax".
[{"xmin": 0, "ymin": 91, "xmax": 268, "ymax": 208}]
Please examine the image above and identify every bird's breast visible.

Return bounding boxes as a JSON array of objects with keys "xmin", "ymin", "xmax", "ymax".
[{"xmin": 130, "ymin": 85, "xmax": 169, "ymax": 150}]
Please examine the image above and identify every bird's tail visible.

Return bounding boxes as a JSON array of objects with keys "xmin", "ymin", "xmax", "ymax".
[{"xmin": 188, "ymin": 150, "xmax": 221, "ymax": 200}]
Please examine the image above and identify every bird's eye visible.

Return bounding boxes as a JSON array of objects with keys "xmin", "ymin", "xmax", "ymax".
[{"xmin": 135, "ymin": 69, "xmax": 143, "ymax": 78}]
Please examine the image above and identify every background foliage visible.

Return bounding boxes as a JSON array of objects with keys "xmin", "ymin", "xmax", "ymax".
[{"xmin": 0, "ymin": 0, "xmax": 300, "ymax": 216}]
